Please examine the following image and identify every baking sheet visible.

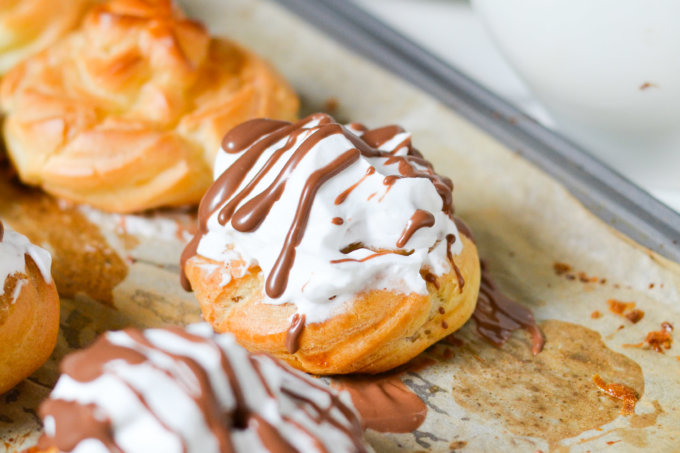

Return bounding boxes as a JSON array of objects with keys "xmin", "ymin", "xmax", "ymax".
[
  {"xmin": 2, "ymin": 0, "xmax": 680, "ymax": 451},
  {"xmin": 275, "ymin": 0, "xmax": 680, "ymax": 264}
]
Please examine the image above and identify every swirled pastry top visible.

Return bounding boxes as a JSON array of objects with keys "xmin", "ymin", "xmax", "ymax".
[
  {"xmin": 0, "ymin": 0, "xmax": 95, "ymax": 74},
  {"xmin": 182, "ymin": 113, "xmax": 463, "ymax": 323},
  {"xmin": 0, "ymin": 0, "xmax": 298, "ymax": 213},
  {"xmin": 37, "ymin": 323, "xmax": 368, "ymax": 453},
  {"xmin": 0, "ymin": 220, "xmax": 52, "ymax": 301}
]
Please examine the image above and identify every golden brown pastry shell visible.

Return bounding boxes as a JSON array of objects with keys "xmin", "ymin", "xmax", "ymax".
[
  {"xmin": 0, "ymin": 0, "xmax": 299, "ymax": 213},
  {"xmin": 0, "ymin": 0, "xmax": 95, "ymax": 74},
  {"xmin": 185, "ymin": 235, "xmax": 480, "ymax": 375},
  {"xmin": 0, "ymin": 255, "xmax": 60, "ymax": 395}
]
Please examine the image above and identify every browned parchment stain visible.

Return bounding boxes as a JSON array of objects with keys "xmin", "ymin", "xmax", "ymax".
[
  {"xmin": 449, "ymin": 320, "xmax": 645, "ymax": 447},
  {"xmin": 564, "ymin": 400, "xmax": 663, "ymax": 451},
  {"xmin": 0, "ymin": 170, "xmax": 127, "ymax": 305}
]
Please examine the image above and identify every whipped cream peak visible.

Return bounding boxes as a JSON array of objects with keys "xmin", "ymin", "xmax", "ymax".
[
  {"xmin": 38, "ymin": 324, "xmax": 368, "ymax": 453},
  {"xmin": 181, "ymin": 113, "xmax": 463, "ymax": 323},
  {"xmin": 0, "ymin": 220, "xmax": 52, "ymax": 300}
]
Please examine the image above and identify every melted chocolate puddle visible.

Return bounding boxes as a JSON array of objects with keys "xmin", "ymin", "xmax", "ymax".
[
  {"xmin": 332, "ymin": 361, "xmax": 431, "ymax": 433},
  {"xmin": 472, "ymin": 261, "xmax": 544, "ymax": 354},
  {"xmin": 447, "ymin": 320, "xmax": 645, "ymax": 447},
  {"xmin": 0, "ymin": 167, "xmax": 128, "ymax": 305}
]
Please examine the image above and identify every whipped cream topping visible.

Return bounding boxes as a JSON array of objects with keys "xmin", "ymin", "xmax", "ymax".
[
  {"xmin": 182, "ymin": 113, "xmax": 463, "ymax": 323},
  {"xmin": 0, "ymin": 220, "xmax": 52, "ymax": 300},
  {"xmin": 38, "ymin": 324, "xmax": 367, "ymax": 453}
]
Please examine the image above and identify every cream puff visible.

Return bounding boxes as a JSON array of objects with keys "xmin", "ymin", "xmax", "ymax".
[
  {"xmin": 0, "ymin": 0, "xmax": 95, "ymax": 74},
  {"xmin": 0, "ymin": 220, "xmax": 59, "ymax": 394},
  {"xmin": 0, "ymin": 0, "xmax": 299, "ymax": 213},
  {"xmin": 31, "ymin": 324, "xmax": 368, "ymax": 453},
  {"xmin": 181, "ymin": 113, "xmax": 481, "ymax": 375}
]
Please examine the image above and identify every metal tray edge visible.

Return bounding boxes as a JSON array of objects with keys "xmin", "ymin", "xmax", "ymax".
[{"xmin": 273, "ymin": 0, "xmax": 680, "ymax": 263}]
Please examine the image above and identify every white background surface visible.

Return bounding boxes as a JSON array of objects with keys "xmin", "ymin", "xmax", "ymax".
[{"xmin": 355, "ymin": 0, "xmax": 680, "ymax": 212}]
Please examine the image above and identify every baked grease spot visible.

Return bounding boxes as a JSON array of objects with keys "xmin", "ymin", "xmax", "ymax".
[
  {"xmin": 449, "ymin": 320, "xmax": 644, "ymax": 447},
  {"xmin": 0, "ymin": 168, "xmax": 127, "ymax": 305}
]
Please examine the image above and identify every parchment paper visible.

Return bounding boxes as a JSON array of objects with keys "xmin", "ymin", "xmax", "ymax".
[{"xmin": 1, "ymin": 0, "xmax": 679, "ymax": 451}]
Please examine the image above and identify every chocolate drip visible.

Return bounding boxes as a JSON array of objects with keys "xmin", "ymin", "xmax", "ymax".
[
  {"xmin": 444, "ymin": 233, "xmax": 465, "ymax": 292},
  {"xmin": 382, "ymin": 154, "xmax": 454, "ymax": 216},
  {"xmin": 335, "ymin": 166, "xmax": 375, "ymax": 205},
  {"xmin": 423, "ymin": 271, "xmax": 440, "ymax": 289},
  {"xmin": 331, "ymin": 217, "xmax": 344, "ymax": 225},
  {"xmin": 396, "ymin": 210, "xmax": 435, "ymax": 248},
  {"xmin": 472, "ymin": 262, "xmax": 544, "ymax": 355},
  {"xmin": 445, "ymin": 234, "xmax": 456, "ymax": 262},
  {"xmin": 181, "ymin": 113, "xmax": 457, "ymax": 299},
  {"xmin": 38, "ymin": 400, "xmax": 121, "ymax": 453},
  {"xmin": 0, "ymin": 220, "xmax": 4, "ymax": 242},
  {"xmin": 453, "ymin": 217, "xmax": 474, "ymax": 242},
  {"xmin": 285, "ymin": 313, "xmax": 306, "ymax": 354},
  {"xmin": 452, "ymin": 262, "xmax": 465, "ymax": 293}
]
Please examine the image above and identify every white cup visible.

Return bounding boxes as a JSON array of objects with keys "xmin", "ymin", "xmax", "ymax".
[{"xmin": 472, "ymin": 0, "xmax": 680, "ymax": 209}]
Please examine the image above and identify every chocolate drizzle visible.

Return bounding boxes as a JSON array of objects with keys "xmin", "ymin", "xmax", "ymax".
[
  {"xmin": 51, "ymin": 330, "xmax": 234, "ymax": 453},
  {"xmin": 396, "ymin": 210, "xmax": 435, "ymax": 248},
  {"xmin": 285, "ymin": 313, "xmax": 306, "ymax": 354},
  {"xmin": 472, "ymin": 262, "xmax": 544, "ymax": 355},
  {"xmin": 266, "ymin": 360, "xmax": 367, "ymax": 453},
  {"xmin": 128, "ymin": 329, "xmax": 233, "ymax": 453},
  {"xmin": 335, "ymin": 166, "xmax": 375, "ymax": 205},
  {"xmin": 38, "ymin": 400, "xmax": 121, "ymax": 453},
  {"xmin": 181, "ymin": 113, "xmax": 456, "ymax": 298},
  {"xmin": 39, "ymin": 327, "xmax": 368, "ymax": 453},
  {"xmin": 380, "ymin": 153, "xmax": 454, "ymax": 217},
  {"xmin": 360, "ymin": 125, "xmax": 405, "ymax": 149},
  {"xmin": 248, "ymin": 414, "xmax": 298, "ymax": 453},
  {"xmin": 330, "ymin": 249, "xmax": 414, "ymax": 264},
  {"xmin": 266, "ymin": 147, "xmax": 360, "ymax": 298}
]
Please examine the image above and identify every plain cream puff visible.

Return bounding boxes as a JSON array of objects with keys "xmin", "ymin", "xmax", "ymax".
[
  {"xmin": 0, "ymin": 0, "xmax": 298, "ymax": 213},
  {"xmin": 0, "ymin": 221, "xmax": 59, "ymax": 394}
]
